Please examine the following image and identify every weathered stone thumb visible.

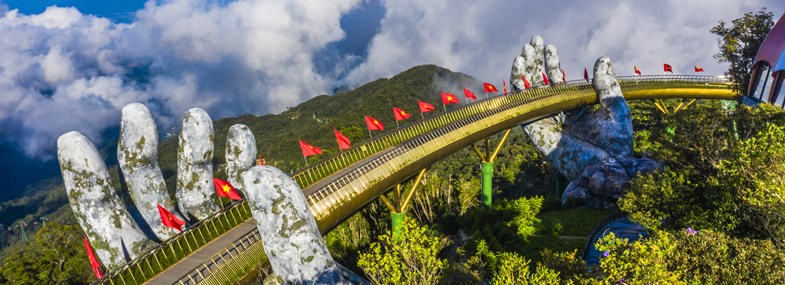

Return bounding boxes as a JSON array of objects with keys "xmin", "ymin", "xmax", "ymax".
[
  {"xmin": 593, "ymin": 56, "xmax": 629, "ymax": 118},
  {"xmin": 591, "ymin": 56, "xmax": 633, "ymax": 158},
  {"xmin": 242, "ymin": 166, "xmax": 351, "ymax": 284},
  {"xmin": 225, "ymin": 124, "xmax": 257, "ymax": 193}
]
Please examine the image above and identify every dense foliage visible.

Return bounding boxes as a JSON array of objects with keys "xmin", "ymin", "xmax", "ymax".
[
  {"xmin": 357, "ymin": 219, "xmax": 448, "ymax": 285},
  {"xmin": 711, "ymin": 8, "xmax": 775, "ymax": 95},
  {"xmin": 0, "ymin": 222, "xmax": 92, "ymax": 284},
  {"xmin": 620, "ymin": 102, "xmax": 785, "ymax": 243}
]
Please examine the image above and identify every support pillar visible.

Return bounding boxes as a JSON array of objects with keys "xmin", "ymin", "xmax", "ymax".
[
  {"xmin": 471, "ymin": 129, "xmax": 512, "ymax": 208},
  {"xmin": 481, "ymin": 162, "xmax": 494, "ymax": 208},
  {"xmin": 390, "ymin": 212, "xmax": 405, "ymax": 239},
  {"xmin": 378, "ymin": 169, "xmax": 427, "ymax": 240}
]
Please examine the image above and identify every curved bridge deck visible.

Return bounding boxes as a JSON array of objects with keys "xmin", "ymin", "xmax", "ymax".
[{"xmin": 99, "ymin": 75, "xmax": 736, "ymax": 285}]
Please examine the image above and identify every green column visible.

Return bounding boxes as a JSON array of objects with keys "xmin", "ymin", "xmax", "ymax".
[
  {"xmin": 481, "ymin": 162, "xmax": 494, "ymax": 208},
  {"xmin": 391, "ymin": 212, "xmax": 405, "ymax": 239}
]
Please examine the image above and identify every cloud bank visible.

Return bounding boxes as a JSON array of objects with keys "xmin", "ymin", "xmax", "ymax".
[
  {"xmin": 0, "ymin": 0, "xmax": 360, "ymax": 158},
  {"xmin": 348, "ymin": 0, "xmax": 783, "ymax": 88},
  {"xmin": 0, "ymin": 0, "xmax": 782, "ymax": 160}
]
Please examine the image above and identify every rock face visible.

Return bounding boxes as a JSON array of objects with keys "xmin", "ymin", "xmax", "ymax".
[
  {"xmin": 117, "ymin": 103, "xmax": 182, "ymax": 241},
  {"xmin": 57, "ymin": 132, "xmax": 155, "ymax": 269},
  {"xmin": 225, "ymin": 124, "xmax": 257, "ymax": 193},
  {"xmin": 176, "ymin": 108, "xmax": 219, "ymax": 221},
  {"xmin": 242, "ymin": 166, "xmax": 351, "ymax": 284},
  {"xmin": 512, "ymin": 35, "xmax": 661, "ymax": 208}
]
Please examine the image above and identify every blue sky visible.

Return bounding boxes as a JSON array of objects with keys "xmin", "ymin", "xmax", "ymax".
[
  {"xmin": 2, "ymin": 0, "xmax": 145, "ymax": 22},
  {"xmin": 0, "ymin": 0, "xmax": 782, "ymax": 201}
]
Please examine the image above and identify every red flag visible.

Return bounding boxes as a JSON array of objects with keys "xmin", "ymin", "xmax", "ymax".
[
  {"xmin": 463, "ymin": 88, "xmax": 477, "ymax": 101},
  {"xmin": 393, "ymin": 107, "xmax": 412, "ymax": 121},
  {"xmin": 583, "ymin": 67, "xmax": 589, "ymax": 81},
  {"xmin": 213, "ymin": 178, "xmax": 242, "ymax": 201},
  {"xmin": 634, "ymin": 65, "xmax": 641, "ymax": 75},
  {"xmin": 83, "ymin": 235, "xmax": 104, "ymax": 279},
  {"xmin": 257, "ymin": 155, "xmax": 265, "ymax": 166},
  {"xmin": 157, "ymin": 204, "xmax": 185, "ymax": 232},
  {"xmin": 503, "ymin": 80, "xmax": 508, "ymax": 94},
  {"xmin": 664, "ymin": 63, "xmax": 673, "ymax": 73},
  {"xmin": 365, "ymin": 115, "xmax": 384, "ymax": 131},
  {"xmin": 541, "ymin": 71, "xmax": 550, "ymax": 85},
  {"xmin": 483, "ymin": 82, "xmax": 498, "ymax": 93},
  {"xmin": 694, "ymin": 66, "xmax": 704, "ymax": 72},
  {"xmin": 441, "ymin": 92, "xmax": 460, "ymax": 104},
  {"xmin": 521, "ymin": 75, "xmax": 531, "ymax": 89},
  {"xmin": 561, "ymin": 69, "xmax": 566, "ymax": 82},
  {"xmin": 299, "ymin": 140, "xmax": 322, "ymax": 157},
  {"xmin": 418, "ymin": 100, "xmax": 435, "ymax": 113},
  {"xmin": 334, "ymin": 128, "xmax": 351, "ymax": 150}
]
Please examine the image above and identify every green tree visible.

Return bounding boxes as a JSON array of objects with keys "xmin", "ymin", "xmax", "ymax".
[
  {"xmin": 1, "ymin": 223, "xmax": 92, "ymax": 284},
  {"xmin": 593, "ymin": 232, "xmax": 684, "ymax": 285},
  {"xmin": 357, "ymin": 218, "xmax": 448, "ymax": 285},
  {"xmin": 489, "ymin": 252, "xmax": 560, "ymax": 285},
  {"xmin": 587, "ymin": 229, "xmax": 785, "ymax": 284},
  {"xmin": 473, "ymin": 240, "xmax": 561, "ymax": 284},
  {"xmin": 711, "ymin": 8, "xmax": 775, "ymax": 95},
  {"xmin": 621, "ymin": 102, "xmax": 785, "ymax": 238},
  {"xmin": 717, "ymin": 123, "xmax": 785, "ymax": 245}
]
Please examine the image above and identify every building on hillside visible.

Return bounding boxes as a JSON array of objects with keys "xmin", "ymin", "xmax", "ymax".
[{"xmin": 749, "ymin": 12, "xmax": 785, "ymax": 106}]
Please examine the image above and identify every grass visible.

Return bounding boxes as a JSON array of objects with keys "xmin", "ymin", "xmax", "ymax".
[
  {"xmin": 537, "ymin": 207, "xmax": 619, "ymax": 237},
  {"xmin": 517, "ymin": 207, "xmax": 618, "ymax": 262}
]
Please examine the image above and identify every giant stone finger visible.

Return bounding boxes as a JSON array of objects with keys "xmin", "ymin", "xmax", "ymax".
[
  {"xmin": 58, "ymin": 132, "xmax": 155, "ymax": 269},
  {"xmin": 118, "ymin": 103, "xmax": 182, "ymax": 240},
  {"xmin": 176, "ymin": 108, "xmax": 219, "ymax": 221},
  {"xmin": 243, "ymin": 166, "xmax": 350, "ymax": 284},
  {"xmin": 225, "ymin": 124, "xmax": 257, "ymax": 192}
]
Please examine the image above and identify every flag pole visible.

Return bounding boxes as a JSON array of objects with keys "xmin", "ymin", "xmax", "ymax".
[
  {"xmin": 396, "ymin": 120, "xmax": 399, "ymax": 128},
  {"xmin": 368, "ymin": 129, "xmax": 373, "ymax": 139},
  {"xmin": 442, "ymin": 103, "xmax": 446, "ymax": 112},
  {"xmin": 484, "ymin": 91, "xmax": 488, "ymax": 99},
  {"xmin": 303, "ymin": 155, "xmax": 308, "ymax": 166},
  {"xmin": 420, "ymin": 111, "xmax": 424, "ymax": 120}
]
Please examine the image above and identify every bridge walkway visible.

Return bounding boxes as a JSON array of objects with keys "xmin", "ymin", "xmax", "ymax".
[{"xmin": 143, "ymin": 222, "xmax": 258, "ymax": 284}]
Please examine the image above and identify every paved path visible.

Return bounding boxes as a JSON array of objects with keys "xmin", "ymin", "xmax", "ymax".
[
  {"xmin": 144, "ymin": 147, "xmax": 393, "ymax": 284},
  {"xmin": 143, "ymin": 221, "xmax": 258, "ymax": 284}
]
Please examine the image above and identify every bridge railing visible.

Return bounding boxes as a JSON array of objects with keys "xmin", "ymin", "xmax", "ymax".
[
  {"xmin": 97, "ymin": 201, "xmax": 252, "ymax": 285},
  {"xmin": 176, "ymin": 226, "xmax": 268, "ymax": 285},
  {"xmin": 290, "ymin": 78, "xmax": 599, "ymax": 190},
  {"xmin": 305, "ymin": 78, "xmax": 602, "ymax": 221},
  {"xmin": 290, "ymin": 75, "xmax": 732, "ymax": 192}
]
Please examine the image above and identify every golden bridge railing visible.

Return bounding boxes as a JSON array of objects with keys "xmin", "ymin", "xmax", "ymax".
[{"xmin": 98, "ymin": 201, "xmax": 252, "ymax": 285}]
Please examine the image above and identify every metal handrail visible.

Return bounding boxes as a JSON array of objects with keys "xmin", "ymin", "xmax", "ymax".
[{"xmin": 98, "ymin": 201, "xmax": 252, "ymax": 284}]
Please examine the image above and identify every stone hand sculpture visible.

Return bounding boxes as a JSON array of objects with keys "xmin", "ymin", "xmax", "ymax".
[
  {"xmin": 58, "ymin": 103, "xmax": 365, "ymax": 284},
  {"xmin": 58, "ymin": 103, "xmax": 225, "ymax": 269},
  {"xmin": 511, "ymin": 35, "xmax": 660, "ymax": 208}
]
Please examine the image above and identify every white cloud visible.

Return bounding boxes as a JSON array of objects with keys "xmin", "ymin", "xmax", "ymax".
[
  {"xmin": 348, "ymin": 0, "xmax": 784, "ymax": 86},
  {"xmin": 0, "ymin": 0, "xmax": 360, "ymax": 158},
  {"xmin": 1, "ymin": 0, "xmax": 783, "ymax": 160}
]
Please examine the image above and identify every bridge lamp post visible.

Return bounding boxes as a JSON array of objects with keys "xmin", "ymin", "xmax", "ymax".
[
  {"xmin": 378, "ymin": 168, "xmax": 427, "ymax": 239},
  {"xmin": 471, "ymin": 129, "xmax": 512, "ymax": 208}
]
